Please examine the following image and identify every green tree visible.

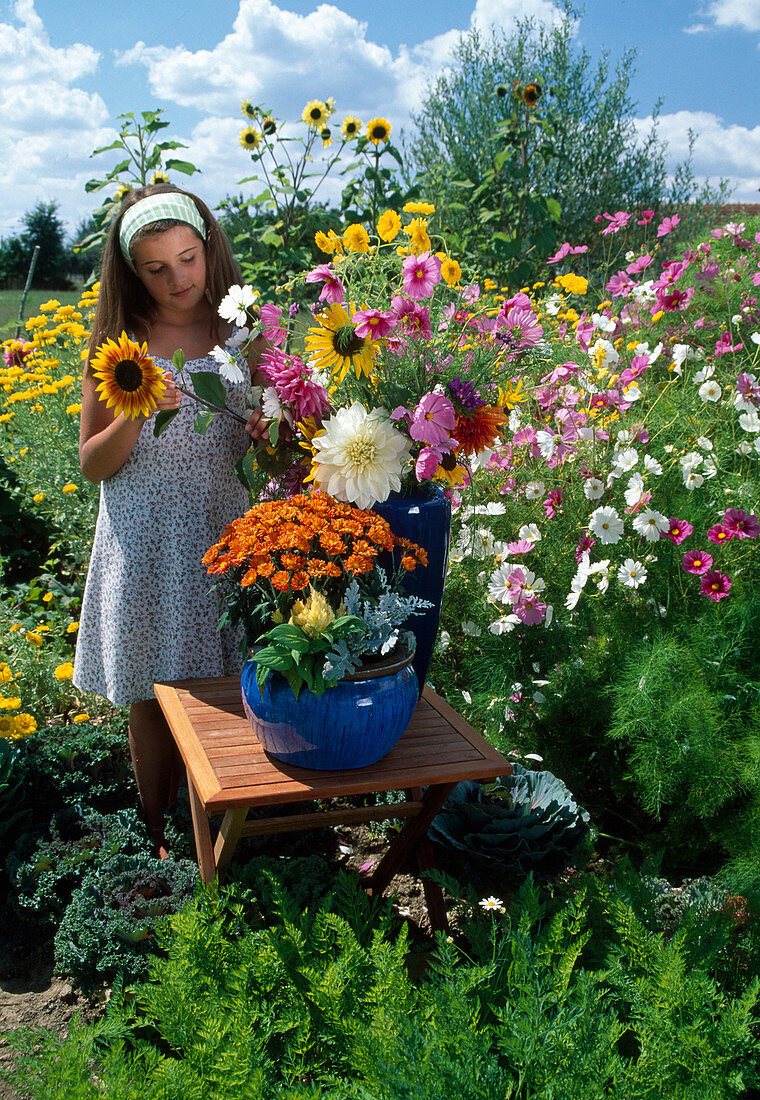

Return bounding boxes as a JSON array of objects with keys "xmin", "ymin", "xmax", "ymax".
[
  {"xmin": 403, "ymin": 10, "xmax": 715, "ymax": 282},
  {"xmin": 0, "ymin": 201, "xmax": 71, "ymax": 289}
]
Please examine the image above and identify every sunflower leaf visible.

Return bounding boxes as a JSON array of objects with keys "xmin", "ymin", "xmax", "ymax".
[
  {"xmin": 189, "ymin": 370, "xmax": 227, "ymax": 407},
  {"xmin": 153, "ymin": 409, "xmax": 180, "ymax": 438},
  {"xmin": 172, "ymin": 349, "xmax": 186, "ymax": 372},
  {"xmin": 194, "ymin": 409, "xmax": 215, "ymax": 435},
  {"xmin": 165, "ymin": 159, "xmax": 198, "ymax": 176}
]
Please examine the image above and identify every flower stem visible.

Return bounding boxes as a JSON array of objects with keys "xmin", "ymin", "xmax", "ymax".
[{"xmin": 174, "ymin": 383, "xmax": 248, "ymax": 425}]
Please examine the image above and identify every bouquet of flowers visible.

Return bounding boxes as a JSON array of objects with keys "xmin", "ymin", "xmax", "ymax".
[
  {"xmin": 203, "ymin": 490, "xmax": 431, "ymax": 698},
  {"xmin": 241, "ymin": 201, "xmax": 523, "ymax": 507}
]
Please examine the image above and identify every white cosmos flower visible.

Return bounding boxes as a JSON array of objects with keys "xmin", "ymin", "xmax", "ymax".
[
  {"xmin": 635, "ymin": 341, "xmax": 662, "ymax": 363},
  {"xmin": 693, "ymin": 364, "xmax": 715, "ymax": 384},
  {"xmin": 226, "ymin": 326, "xmax": 251, "ymax": 349},
  {"xmin": 588, "ymin": 506, "xmax": 625, "ymax": 544},
  {"xmin": 679, "ymin": 451, "xmax": 703, "ymax": 470},
  {"xmin": 702, "ymin": 456, "xmax": 718, "ymax": 478},
  {"xmin": 671, "ymin": 344, "xmax": 693, "ymax": 366},
  {"xmin": 517, "ymin": 523, "xmax": 542, "ymax": 544},
  {"xmin": 461, "ymin": 621, "xmax": 482, "ymax": 637},
  {"xmin": 487, "ymin": 564, "xmax": 516, "ymax": 604},
  {"xmin": 525, "ymin": 480, "xmax": 545, "ymax": 500},
  {"xmin": 592, "ymin": 312, "xmax": 617, "ymax": 333},
  {"xmin": 737, "ymin": 440, "xmax": 754, "ymax": 456},
  {"xmin": 644, "ymin": 455, "xmax": 663, "ymax": 475},
  {"xmin": 210, "ymin": 344, "xmax": 246, "ymax": 384},
  {"xmin": 583, "ymin": 477, "xmax": 605, "ymax": 501},
  {"xmin": 612, "ymin": 446, "xmax": 638, "ymax": 473},
  {"xmin": 218, "ymin": 284, "xmax": 259, "ymax": 326},
  {"xmin": 261, "ymin": 387, "xmax": 293, "ymax": 426},
  {"xmin": 740, "ymin": 410, "xmax": 760, "ymax": 433},
  {"xmin": 699, "ymin": 380, "xmax": 723, "ymax": 403},
  {"xmin": 632, "ymin": 508, "xmax": 669, "ymax": 541},
  {"xmin": 683, "ymin": 470, "xmax": 705, "ymax": 490},
  {"xmin": 618, "ymin": 558, "xmax": 648, "ymax": 588},
  {"xmin": 489, "ymin": 615, "xmax": 521, "ymax": 635},
  {"xmin": 696, "ymin": 436, "xmax": 713, "ymax": 451},
  {"xmin": 536, "ymin": 430, "xmax": 556, "ymax": 458},
  {"xmin": 622, "ymin": 384, "xmax": 641, "ymax": 402},
  {"xmin": 624, "ymin": 472, "xmax": 646, "ymax": 507},
  {"xmin": 311, "ymin": 402, "xmax": 410, "ymax": 510}
]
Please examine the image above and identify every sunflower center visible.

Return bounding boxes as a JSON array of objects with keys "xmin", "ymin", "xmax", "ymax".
[
  {"xmin": 310, "ymin": 107, "xmax": 322, "ymax": 121},
  {"xmin": 113, "ymin": 359, "xmax": 144, "ymax": 392},
  {"xmin": 334, "ymin": 324, "xmax": 364, "ymax": 356},
  {"xmin": 371, "ymin": 124, "xmax": 387, "ymax": 141}
]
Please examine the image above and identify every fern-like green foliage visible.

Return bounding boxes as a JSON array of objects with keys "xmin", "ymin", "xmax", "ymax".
[{"xmin": 5, "ymin": 871, "xmax": 759, "ymax": 1099}]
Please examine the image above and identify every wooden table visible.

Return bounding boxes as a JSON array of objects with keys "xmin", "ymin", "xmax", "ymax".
[{"xmin": 154, "ymin": 676, "xmax": 511, "ymax": 931}]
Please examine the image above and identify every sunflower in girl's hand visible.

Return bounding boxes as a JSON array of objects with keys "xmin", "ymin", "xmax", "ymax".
[{"xmin": 91, "ymin": 332, "xmax": 167, "ymax": 420}]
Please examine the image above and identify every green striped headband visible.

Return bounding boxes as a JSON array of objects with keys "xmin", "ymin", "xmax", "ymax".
[{"xmin": 119, "ymin": 193, "xmax": 207, "ymax": 272}]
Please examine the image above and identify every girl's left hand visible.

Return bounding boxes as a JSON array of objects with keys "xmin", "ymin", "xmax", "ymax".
[{"xmin": 245, "ymin": 406, "xmax": 270, "ymax": 442}]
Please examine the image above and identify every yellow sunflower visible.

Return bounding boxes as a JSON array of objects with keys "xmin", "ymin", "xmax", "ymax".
[
  {"xmin": 262, "ymin": 116, "xmax": 277, "ymax": 135},
  {"xmin": 522, "ymin": 82, "xmax": 542, "ymax": 106},
  {"xmin": 302, "ymin": 99, "xmax": 330, "ymax": 128},
  {"xmin": 366, "ymin": 117, "xmax": 391, "ymax": 144},
  {"xmin": 304, "ymin": 304, "xmax": 378, "ymax": 382},
  {"xmin": 90, "ymin": 332, "xmax": 166, "ymax": 420},
  {"xmin": 151, "ymin": 171, "xmax": 170, "ymax": 185},
  {"xmin": 241, "ymin": 99, "xmax": 256, "ymax": 118},
  {"xmin": 240, "ymin": 126, "xmax": 261, "ymax": 151},
  {"xmin": 341, "ymin": 115, "xmax": 362, "ymax": 140}
]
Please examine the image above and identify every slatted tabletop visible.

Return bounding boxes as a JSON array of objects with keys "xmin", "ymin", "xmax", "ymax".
[{"xmin": 154, "ymin": 676, "xmax": 509, "ymax": 813}]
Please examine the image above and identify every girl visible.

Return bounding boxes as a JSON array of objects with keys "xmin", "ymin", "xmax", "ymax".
[{"xmin": 73, "ymin": 183, "xmax": 268, "ymax": 857}]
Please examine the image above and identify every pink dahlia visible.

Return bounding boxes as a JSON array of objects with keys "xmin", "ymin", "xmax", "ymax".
[
  {"xmin": 305, "ymin": 263, "xmax": 345, "ymax": 305},
  {"xmin": 700, "ymin": 570, "xmax": 732, "ymax": 601},
  {"xmin": 722, "ymin": 508, "xmax": 759, "ymax": 539},
  {"xmin": 260, "ymin": 348, "xmax": 330, "ymax": 420},
  {"xmin": 401, "ymin": 251, "xmax": 442, "ymax": 299},
  {"xmin": 682, "ymin": 549, "xmax": 713, "ymax": 575}
]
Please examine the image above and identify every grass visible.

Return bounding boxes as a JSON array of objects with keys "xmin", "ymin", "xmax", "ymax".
[{"xmin": 0, "ymin": 288, "xmax": 83, "ymax": 334}]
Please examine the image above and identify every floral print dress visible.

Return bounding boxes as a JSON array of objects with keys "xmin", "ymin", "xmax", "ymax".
[{"xmin": 73, "ymin": 348, "xmax": 251, "ymax": 706}]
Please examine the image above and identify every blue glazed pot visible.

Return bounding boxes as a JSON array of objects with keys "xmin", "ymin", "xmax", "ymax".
[
  {"xmin": 371, "ymin": 485, "xmax": 452, "ymax": 693},
  {"xmin": 241, "ymin": 646, "xmax": 419, "ymax": 770}
]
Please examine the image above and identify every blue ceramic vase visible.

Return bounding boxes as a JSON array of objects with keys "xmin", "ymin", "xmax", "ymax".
[
  {"xmin": 241, "ymin": 646, "xmax": 418, "ymax": 770},
  {"xmin": 371, "ymin": 485, "xmax": 452, "ymax": 693}
]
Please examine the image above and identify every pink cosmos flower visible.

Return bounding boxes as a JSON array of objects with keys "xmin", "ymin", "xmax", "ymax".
[
  {"xmin": 700, "ymin": 570, "xmax": 732, "ymax": 601},
  {"xmin": 305, "ymin": 263, "xmax": 345, "ymax": 304},
  {"xmin": 391, "ymin": 295, "xmax": 432, "ymax": 339},
  {"xmin": 637, "ymin": 210, "xmax": 654, "ymax": 225},
  {"xmin": 401, "ymin": 251, "xmax": 442, "ymax": 299},
  {"xmin": 3, "ymin": 339, "xmax": 31, "ymax": 368},
  {"xmin": 662, "ymin": 518, "xmax": 693, "ymax": 545},
  {"xmin": 656, "ymin": 287, "xmax": 693, "ymax": 312},
  {"xmin": 505, "ymin": 540, "xmax": 534, "ymax": 556},
  {"xmin": 600, "ymin": 211, "xmax": 631, "ymax": 235},
  {"xmin": 626, "ymin": 254, "xmax": 653, "ymax": 276},
  {"xmin": 656, "ymin": 215, "xmax": 680, "ymax": 237},
  {"xmin": 500, "ymin": 305, "xmax": 544, "ymax": 351},
  {"xmin": 502, "ymin": 291, "xmax": 533, "ymax": 312},
  {"xmin": 737, "ymin": 373, "xmax": 760, "ymax": 406},
  {"xmin": 547, "ymin": 242, "xmax": 588, "ymax": 264},
  {"xmin": 714, "ymin": 331, "xmax": 744, "ymax": 357},
  {"xmin": 514, "ymin": 595, "xmax": 547, "ymax": 625},
  {"xmin": 409, "ymin": 392, "xmax": 457, "ymax": 446},
  {"xmin": 543, "ymin": 488, "xmax": 563, "ymax": 518},
  {"xmin": 707, "ymin": 524, "xmax": 734, "ymax": 545},
  {"xmin": 415, "ymin": 445, "xmax": 443, "ymax": 481},
  {"xmin": 722, "ymin": 508, "xmax": 759, "ymax": 539},
  {"xmin": 682, "ymin": 549, "xmax": 713, "ymax": 575},
  {"xmin": 260, "ymin": 303, "xmax": 287, "ymax": 347},
  {"xmin": 352, "ymin": 308, "xmax": 397, "ymax": 339},
  {"xmin": 575, "ymin": 534, "xmax": 596, "ymax": 562},
  {"xmin": 606, "ymin": 271, "xmax": 634, "ymax": 298}
]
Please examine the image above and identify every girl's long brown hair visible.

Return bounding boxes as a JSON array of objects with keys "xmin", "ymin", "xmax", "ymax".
[{"xmin": 86, "ymin": 183, "xmax": 242, "ymax": 366}]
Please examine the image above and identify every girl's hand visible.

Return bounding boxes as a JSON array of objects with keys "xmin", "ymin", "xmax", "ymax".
[
  {"xmin": 154, "ymin": 372, "xmax": 182, "ymax": 413},
  {"xmin": 245, "ymin": 406, "xmax": 270, "ymax": 442}
]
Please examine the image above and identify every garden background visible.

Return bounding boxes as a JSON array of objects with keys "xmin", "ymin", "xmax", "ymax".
[{"xmin": 2, "ymin": 4, "xmax": 760, "ymax": 1098}]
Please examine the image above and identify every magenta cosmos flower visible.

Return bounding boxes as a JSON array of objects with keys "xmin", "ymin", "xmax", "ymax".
[
  {"xmin": 656, "ymin": 215, "xmax": 680, "ymax": 237},
  {"xmin": 304, "ymin": 263, "xmax": 345, "ymax": 304},
  {"xmin": 260, "ymin": 303, "xmax": 287, "ymax": 347},
  {"xmin": 707, "ymin": 524, "xmax": 734, "ymax": 546},
  {"xmin": 352, "ymin": 308, "xmax": 397, "ymax": 340},
  {"xmin": 682, "ymin": 549, "xmax": 713, "ymax": 575},
  {"xmin": 409, "ymin": 391, "xmax": 457, "ymax": 446},
  {"xmin": 662, "ymin": 518, "xmax": 693, "ymax": 545},
  {"xmin": 722, "ymin": 508, "xmax": 759, "ymax": 539},
  {"xmin": 401, "ymin": 251, "xmax": 442, "ymax": 299},
  {"xmin": 514, "ymin": 594, "xmax": 547, "ymax": 625},
  {"xmin": 700, "ymin": 570, "xmax": 732, "ymax": 601},
  {"xmin": 391, "ymin": 295, "xmax": 432, "ymax": 339}
]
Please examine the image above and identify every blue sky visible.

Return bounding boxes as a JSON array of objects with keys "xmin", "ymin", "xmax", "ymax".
[{"xmin": 2, "ymin": 0, "xmax": 759, "ymax": 238}]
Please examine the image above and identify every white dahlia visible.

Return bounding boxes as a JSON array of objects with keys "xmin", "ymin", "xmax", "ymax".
[{"xmin": 310, "ymin": 401, "xmax": 411, "ymax": 509}]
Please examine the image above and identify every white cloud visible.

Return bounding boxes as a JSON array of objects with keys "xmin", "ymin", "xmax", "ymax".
[
  {"xmin": 694, "ymin": 0, "xmax": 760, "ymax": 32},
  {"xmin": 634, "ymin": 109, "xmax": 760, "ymax": 201}
]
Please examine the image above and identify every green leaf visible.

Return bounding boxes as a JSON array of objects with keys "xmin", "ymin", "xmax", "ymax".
[
  {"xmin": 194, "ymin": 409, "xmax": 215, "ymax": 435},
  {"xmin": 84, "ymin": 179, "xmax": 108, "ymax": 194},
  {"xmin": 106, "ymin": 159, "xmax": 132, "ymax": 179},
  {"xmin": 261, "ymin": 230, "xmax": 284, "ymax": 248},
  {"xmin": 91, "ymin": 140, "xmax": 123, "ymax": 156},
  {"xmin": 172, "ymin": 349, "xmax": 186, "ymax": 372},
  {"xmin": 268, "ymin": 419, "xmax": 279, "ymax": 447},
  {"xmin": 156, "ymin": 140, "xmax": 188, "ymax": 152},
  {"xmin": 264, "ymin": 625, "xmax": 312, "ymax": 651},
  {"xmin": 188, "ymin": 370, "xmax": 226, "ymax": 407},
  {"xmin": 545, "ymin": 196, "xmax": 562, "ymax": 221},
  {"xmin": 153, "ymin": 408, "xmax": 180, "ymax": 438},
  {"xmin": 235, "ymin": 451, "xmax": 257, "ymax": 494},
  {"xmin": 165, "ymin": 159, "xmax": 199, "ymax": 176},
  {"xmin": 254, "ymin": 648, "xmax": 295, "ymax": 672},
  {"xmin": 385, "ymin": 143, "xmax": 404, "ymax": 169}
]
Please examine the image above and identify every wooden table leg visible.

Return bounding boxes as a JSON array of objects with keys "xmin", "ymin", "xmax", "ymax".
[
  {"xmin": 214, "ymin": 806, "xmax": 249, "ymax": 876},
  {"xmin": 406, "ymin": 785, "xmax": 449, "ymax": 934},
  {"xmin": 186, "ymin": 770, "xmax": 217, "ymax": 884},
  {"xmin": 367, "ymin": 781, "xmax": 456, "ymax": 900}
]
